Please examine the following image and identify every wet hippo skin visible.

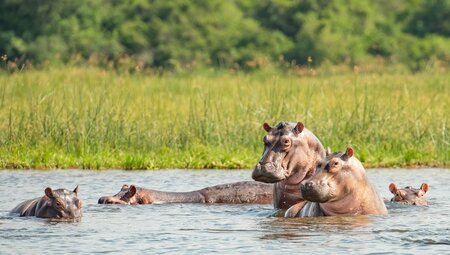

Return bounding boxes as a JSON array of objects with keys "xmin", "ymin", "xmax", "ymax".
[
  {"xmin": 286, "ymin": 147, "xmax": 387, "ymax": 217},
  {"xmin": 389, "ymin": 183, "xmax": 429, "ymax": 206},
  {"xmin": 251, "ymin": 121, "xmax": 326, "ymax": 210},
  {"xmin": 98, "ymin": 181, "xmax": 273, "ymax": 205},
  {"xmin": 10, "ymin": 186, "xmax": 82, "ymax": 219},
  {"xmin": 99, "ymin": 121, "xmax": 324, "ymax": 210}
]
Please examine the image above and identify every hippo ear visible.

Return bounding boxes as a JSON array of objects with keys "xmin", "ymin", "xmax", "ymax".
[
  {"xmin": 73, "ymin": 185, "xmax": 79, "ymax": 195},
  {"xmin": 293, "ymin": 122, "xmax": 304, "ymax": 136},
  {"xmin": 45, "ymin": 187, "xmax": 54, "ymax": 198},
  {"xmin": 263, "ymin": 123, "xmax": 272, "ymax": 132},
  {"xmin": 121, "ymin": 184, "xmax": 129, "ymax": 191},
  {"xmin": 341, "ymin": 147, "xmax": 354, "ymax": 161},
  {"xmin": 326, "ymin": 147, "xmax": 332, "ymax": 156},
  {"xmin": 127, "ymin": 185, "xmax": 137, "ymax": 198},
  {"xmin": 420, "ymin": 183, "xmax": 429, "ymax": 193},
  {"xmin": 389, "ymin": 183, "xmax": 398, "ymax": 194}
]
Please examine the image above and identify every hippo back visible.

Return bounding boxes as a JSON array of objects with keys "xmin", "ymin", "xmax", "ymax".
[{"xmin": 10, "ymin": 198, "xmax": 41, "ymax": 216}]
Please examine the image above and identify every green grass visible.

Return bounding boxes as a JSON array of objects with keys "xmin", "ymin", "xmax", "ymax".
[{"xmin": 0, "ymin": 67, "xmax": 448, "ymax": 169}]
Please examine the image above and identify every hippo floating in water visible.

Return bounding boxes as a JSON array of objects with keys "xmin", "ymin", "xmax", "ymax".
[
  {"xmin": 11, "ymin": 186, "xmax": 82, "ymax": 219},
  {"xmin": 285, "ymin": 147, "xmax": 387, "ymax": 217},
  {"xmin": 389, "ymin": 183, "xmax": 429, "ymax": 206},
  {"xmin": 99, "ymin": 121, "xmax": 324, "ymax": 210},
  {"xmin": 99, "ymin": 181, "xmax": 272, "ymax": 205},
  {"xmin": 252, "ymin": 122, "xmax": 326, "ymax": 210}
]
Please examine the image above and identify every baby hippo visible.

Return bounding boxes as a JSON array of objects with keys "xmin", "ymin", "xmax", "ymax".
[
  {"xmin": 286, "ymin": 147, "xmax": 387, "ymax": 217},
  {"xmin": 389, "ymin": 183, "xmax": 429, "ymax": 206},
  {"xmin": 11, "ymin": 186, "xmax": 82, "ymax": 219}
]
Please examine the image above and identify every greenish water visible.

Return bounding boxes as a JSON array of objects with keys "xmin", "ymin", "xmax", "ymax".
[{"xmin": 0, "ymin": 169, "xmax": 449, "ymax": 254}]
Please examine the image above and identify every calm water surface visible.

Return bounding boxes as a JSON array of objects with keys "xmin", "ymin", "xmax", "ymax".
[{"xmin": 0, "ymin": 168, "xmax": 449, "ymax": 254}]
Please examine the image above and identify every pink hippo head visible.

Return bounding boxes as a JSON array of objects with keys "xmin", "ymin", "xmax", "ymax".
[
  {"xmin": 389, "ymin": 183, "xmax": 429, "ymax": 206},
  {"xmin": 252, "ymin": 121, "xmax": 325, "ymax": 185},
  {"xmin": 300, "ymin": 147, "xmax": 387, "ymax": 216},
  {"xmin": 98, "ymin": 184, "xmax": 144, "ymax": 205}
]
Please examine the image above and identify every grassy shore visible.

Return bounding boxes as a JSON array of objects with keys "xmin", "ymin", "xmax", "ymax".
[{"xmin": 0, "ymin": 67, "xmax": 448, "ymax": 169}]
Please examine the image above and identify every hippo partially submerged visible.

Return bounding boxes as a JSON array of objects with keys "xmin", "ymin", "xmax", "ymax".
[
  {"xmin": 389, "ymin": 183, "xmax": 429, "ymax": 206},
  {"xmin": 99, "ymin": 181, "xmax": 272, "ymax": 205},
  {"xmin": 11, "ymin": 186, "xmax": 82, "ymax": 219},
  {"xmin": 285, "ymin": 147, "xmax": 387, "ymax": 217},
  {"xmin": 252, "ymin": 122, "xmax": 326, "ymax": 210},
  {"xmin": 99, "ymin": 121, "xmax": 324, "ymax": 210}
]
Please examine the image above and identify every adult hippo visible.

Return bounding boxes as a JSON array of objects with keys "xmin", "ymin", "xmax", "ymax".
[
  {"xmin": 98, "ymin": 181, "xmax": 272, "ymax": 204},
  {"xmin": 252, "ymin": 121, "xmax": 326, "ymax": 210},
  {"xmin": 99, "ymin": 121, "xmax": 325, "ymax": 211},
  {"xmin": 10, "ymin": 186, "xmax": 82, "ymax": 219},
  {"xmin": 286, "ymin": 147, "xmax": 387, "ymax": 217},
  {"xmin": 389, "ymin": 183, "xmax": 429, "ymax": 206}
]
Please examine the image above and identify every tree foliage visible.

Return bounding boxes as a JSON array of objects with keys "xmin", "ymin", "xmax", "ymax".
[{"xmin": 0, "ymin": 0, "xmax": 448, "ymax": 71}]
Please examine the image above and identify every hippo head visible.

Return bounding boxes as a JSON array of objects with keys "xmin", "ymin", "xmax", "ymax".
[
  {"xmin": 389, "ymin": 183, "xmax": 429, "ymax": 206},
  {"xmin": 301, "ymin": 147, "xmax": 363, "ymax": 203},
  {"xmin": 98, "ymin": 185, "xmax": 142, "ymax": 205},
  {"xmin": 252, "ymin": 121, "xmax": 324, "ymax": 184},
  {"xmin": 39, "ymin": 186, "xmax": 82, "ymax": 219}
]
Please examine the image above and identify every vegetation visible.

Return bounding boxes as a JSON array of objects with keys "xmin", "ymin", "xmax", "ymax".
[
  {"xmin": 0, "ymin": 67, "xmax": 448, "ymax": 169},
  {"xmin": 0, "ymin": 1, "xmax": 448, "ymax": 169},
  {"xmin": 1, "ymin": 0, "xmax": 449, "ymax": 72}
]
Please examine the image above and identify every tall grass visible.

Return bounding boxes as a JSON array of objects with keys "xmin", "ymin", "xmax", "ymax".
[{"xmin": 0, "ymin": 67, "xmax": 448, "ymax": 169}]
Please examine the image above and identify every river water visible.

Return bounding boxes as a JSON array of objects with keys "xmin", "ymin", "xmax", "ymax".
[{"xmin": 0, "ymin": 168, "xmax": 449, "ymax": 254}]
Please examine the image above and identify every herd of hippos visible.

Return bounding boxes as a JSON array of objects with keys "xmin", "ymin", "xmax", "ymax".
[{"xmin": 10, "ymin": 121, "xmax": 429, "ymax": 219}]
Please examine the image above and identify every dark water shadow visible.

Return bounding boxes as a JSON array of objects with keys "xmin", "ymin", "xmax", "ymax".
[{"xmin": 259, "ymin": 215, "xmax": 374, "ymax": 241}]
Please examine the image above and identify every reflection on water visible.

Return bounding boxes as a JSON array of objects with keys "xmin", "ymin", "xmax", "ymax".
[
  {"xmin": 0, "ymin": 168, "xmax": 449, "ymax": 254},
  {"xmin": 259, "ymin": 215, "xmax": 373, "ymax": 241}
]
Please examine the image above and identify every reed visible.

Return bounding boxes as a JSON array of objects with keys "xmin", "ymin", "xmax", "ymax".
[{"xmin": 0, "ymin": 67, "xmax": 448, "ymax": 169}]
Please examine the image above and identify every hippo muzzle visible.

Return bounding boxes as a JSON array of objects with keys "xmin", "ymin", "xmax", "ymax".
[
  {"xmin": 98, "ymin": 196, "xmax": 129, "ymax": 205},
  {"xmin": 252, "ymin": 162, "xmax": 286, "ymax": 183},
  {"xmin": 300, "ymin": 181, "xmax": 331, "ymax": 203}
]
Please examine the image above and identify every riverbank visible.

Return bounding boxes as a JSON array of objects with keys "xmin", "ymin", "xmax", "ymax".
[{"xmin": 0, "ymin": 68, "xmax": 448, "ymax": 169}]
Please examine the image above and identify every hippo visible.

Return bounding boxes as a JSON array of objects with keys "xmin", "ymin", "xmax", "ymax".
[
  {"xmin": 286, "ymin": 147, "xmax": 387, "ymax": 217},
  {"xmin": 10, "ymin": 186, "xmax": 82, "ymax": 219},
  {"xmin": 389, "ymin": 183, "xmax": 429, "ymax": 206},
  {"xmin": 99, "ymin": 181, "xmax": 272, "ymax": 205},
  {"xmin": 251, "ymin": 121, "xmax": 326, "ymax": 210},
  {"xmin": 99, "ymin": 121, "xmax": 324, "ymax": 211}
]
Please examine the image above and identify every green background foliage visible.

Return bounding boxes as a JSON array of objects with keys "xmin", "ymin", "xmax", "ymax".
[
  {"xmin": 1, "ymin": 0, "xmax": 449, "ymax": 71},
  {"xmin": 0, "ymin": 1, "xmax": 448, "ymax": 169},
  {"xmin": 0, "ymin": 68, "xmax": 448, "ymax": 169}
]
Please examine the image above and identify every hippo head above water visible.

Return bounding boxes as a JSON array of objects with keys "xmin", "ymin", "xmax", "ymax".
[
  {"xmin": 389, "ymin": 183, "xmax": 429, "ymax": 206},
  {"xmin": 301, "ymin": 147, "xmax": 360, "ymax": 203},
  {"xmin": 98, "ymin": 185, "xmax": 141, "ymax": 205},
  {"xmin": 300, "ymin": 147, "xmax": 387, "ymax": 215},
  {"xmin": 252, "ymin": 122, "xmax": 325, "ymax": 184},
  {"xmin": 11, "ymin": 186, "xmax": 82, "ymax": 219},
  {"xmin": 41, "ymin": 186, "xmax": 83, "ymax": 219}
]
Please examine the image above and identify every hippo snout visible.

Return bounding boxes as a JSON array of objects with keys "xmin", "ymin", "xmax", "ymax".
[
  {"xmin": 98, "ymin": 196, "xmax": 128, "ymax": 204},
  {"xmin": 300, "ymin": 181, "xmax": 329, "ymax": 203},
  {"xmin": 98, "ymin": 196, "xmax": 108, "ymax": 204},
  {"xmin": 300, "ymin": 181, "xmax": 315, "ymax": 196},
  {"xmin": 252, "ymin": 163, "xmax": 285, "ymax": 183}
]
